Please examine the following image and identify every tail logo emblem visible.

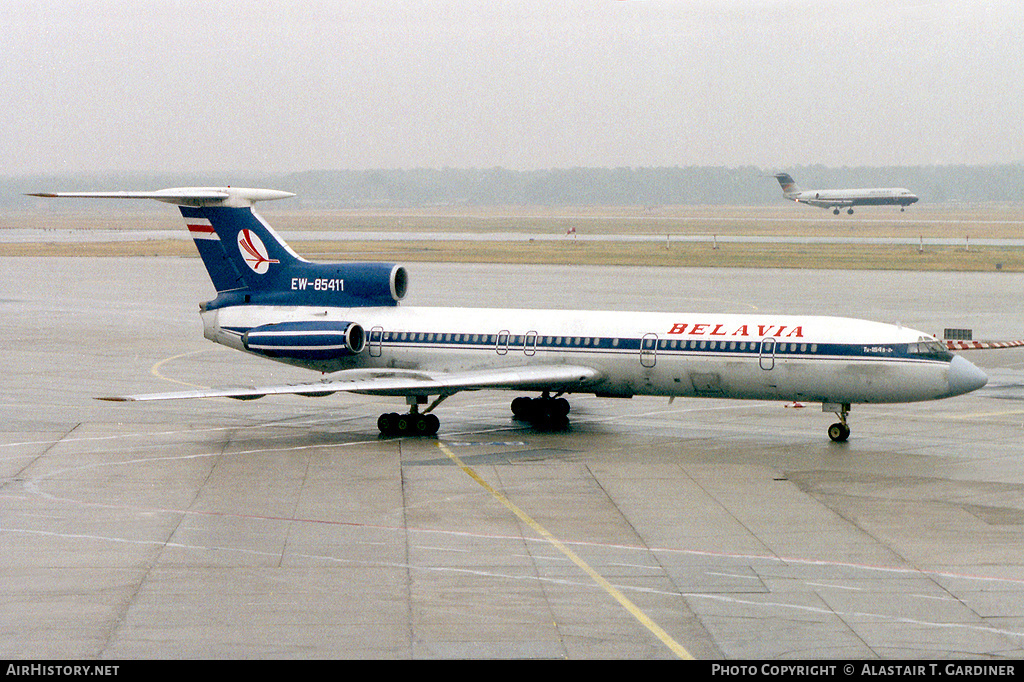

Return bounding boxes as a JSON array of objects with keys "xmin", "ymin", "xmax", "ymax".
[{"xmin": 237, "ymin": 229, "xmax": 279, "ymax": 274}]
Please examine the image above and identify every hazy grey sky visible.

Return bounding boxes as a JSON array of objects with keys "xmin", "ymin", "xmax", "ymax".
[{"xmin": 3, "ymin": 0, "xmax": 1022, "ymax": 175}]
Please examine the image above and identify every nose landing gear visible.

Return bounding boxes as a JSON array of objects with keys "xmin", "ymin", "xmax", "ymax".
[{"xmin": 826, "ymin": 402, "xmax": 851, "ymax": 442}]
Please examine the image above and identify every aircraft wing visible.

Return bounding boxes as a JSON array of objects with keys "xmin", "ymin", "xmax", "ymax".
[{"xmin": 97, "ymin": 364, "xmax": 604, "ymax": 402}]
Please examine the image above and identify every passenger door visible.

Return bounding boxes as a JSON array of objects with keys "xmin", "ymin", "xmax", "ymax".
[
  {"xmin": 641, "ymin": 333, "xmax": 658, "ymax": 368},
  {"xmin": 759, "ymin": 337, "xmax": 776, "ymax": 370},
  {"xmin": 369, "ymin": 326, "xmax": 384, "ymax": 357}
]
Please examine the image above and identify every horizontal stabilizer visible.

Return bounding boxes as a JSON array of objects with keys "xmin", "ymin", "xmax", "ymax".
[
  {"xmin": 97, "ymin": 364, "xmax": 604, "ymax": 402},
  {"xmin": 27, "ymin": 187, "xmax": 295, "ymax": 208}
]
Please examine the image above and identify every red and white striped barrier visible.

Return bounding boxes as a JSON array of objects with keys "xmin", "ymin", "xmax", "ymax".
[{"xmin": 945, "ymin": 339, "xmax": 1024, "ymax": 350}]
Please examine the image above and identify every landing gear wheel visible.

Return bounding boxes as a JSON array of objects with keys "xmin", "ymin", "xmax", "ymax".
[
  {"xmin": 551, "ymin": 397, "xmax": 570, "ymax": 418},
  {"xmin": 511, "ymin": 397, "xmax": 533, "ymax": 419},
  {"xmin": 828, "ymin": 422, "xmax": 851, "ymax": 442},
  {"xmin": 377, "ymin": 412, "xmax": 399, "ymax": 434},
  {"xmin": 418, "ymin": 413, "xmax": 440, "ymax": 436}
]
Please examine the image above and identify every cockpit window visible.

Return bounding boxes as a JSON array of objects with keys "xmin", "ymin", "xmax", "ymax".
[{"xmin": 907, "ymin": 337, "xmax": 953, "ymax": 361}]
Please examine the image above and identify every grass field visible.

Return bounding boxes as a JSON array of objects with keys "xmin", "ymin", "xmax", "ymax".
[{"xmin": 2, "ymin": 204, "xmax": 1022, "ymax": 271}]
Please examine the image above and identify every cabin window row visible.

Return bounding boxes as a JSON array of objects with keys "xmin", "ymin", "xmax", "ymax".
[
  {"xmin": 661, "ymin": 339, "xmax": 819, "ymax": 353},
  {"xmin": 384, "ymin": 332, "xmax": 613, "ymax": 346},
  {"xmin": 380, "ymin": 331, "xmax": 818, "ymax": 354}
]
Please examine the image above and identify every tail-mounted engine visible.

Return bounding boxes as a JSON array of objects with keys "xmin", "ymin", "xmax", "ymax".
[
  {"xmin": 202, "ymin": 262, "xmax": 409, "ymax": 311},
  {"xmin": 262, "ymin": 262, "xmax": 408, "ymax": 308},
  {"xmin": 243, "ymin": 321, "xmax": 365, "ymax": 361}
]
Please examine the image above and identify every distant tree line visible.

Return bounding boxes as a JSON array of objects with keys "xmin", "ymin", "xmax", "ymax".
[{"xmin": 6, "ymin": 164, "xmax": 1024, "ymax": 210}]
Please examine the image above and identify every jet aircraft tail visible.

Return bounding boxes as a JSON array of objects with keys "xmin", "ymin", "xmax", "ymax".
[
  {"xmin": 181, "ymin": 203, "xmax": 407, "ymax": 310},
  {"xmin": 774, "ymin": 173, "xmax": 802, "ymax": 195},
  {"xmin": 28, "ymin": 186, "xmax": 408, "ymax": 309}
]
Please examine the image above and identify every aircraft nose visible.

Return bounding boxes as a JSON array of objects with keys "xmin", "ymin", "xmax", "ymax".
[{"xmin": 947, "ymin": 355, "xmax": 988, "ymax": 396}]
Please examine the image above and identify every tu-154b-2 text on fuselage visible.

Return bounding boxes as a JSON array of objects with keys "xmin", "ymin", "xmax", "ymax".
[{"xmin": 30, "ymin": 187, "xmax": 984, "ymax": 442}]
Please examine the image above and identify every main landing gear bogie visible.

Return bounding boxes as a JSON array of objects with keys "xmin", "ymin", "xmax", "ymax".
[
  {"xmin": 511, "ymin": 395, "xmax": 571, "ymax": 428},
  {"xmin": 377, "ymin": 411, "xmax": 440, "ymax": 437}
]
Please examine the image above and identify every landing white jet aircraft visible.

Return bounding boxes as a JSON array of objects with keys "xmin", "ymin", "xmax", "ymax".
[
  {"xmin": 32, "ymin": 187, "xmax": 986, "ymax": 442},
  {"xmin": 775, "ymin": 173, "xmax": 919, "ymax": 215}
]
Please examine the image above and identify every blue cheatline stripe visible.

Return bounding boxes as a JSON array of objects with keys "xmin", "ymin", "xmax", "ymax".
[{"xmin": 223, "ymin": 327, "xmax": 952, "ymax": 364}]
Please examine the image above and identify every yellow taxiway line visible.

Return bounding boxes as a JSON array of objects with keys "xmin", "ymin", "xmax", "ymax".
[{"xmin": 436, "ymin": 440, "xmax": 694, "ymax": 660}]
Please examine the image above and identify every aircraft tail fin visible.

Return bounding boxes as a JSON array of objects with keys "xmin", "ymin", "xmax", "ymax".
[
  {"xmin": 179, "ymin": 204, "xmax": 306, "ymax": 294},
  {"xmin": 179, "ymin": 203, "xmax": 406, "ymax": 307},
  {"xmin": 774, "ymin": 173, "xmax": 801, "ymax": 195}
]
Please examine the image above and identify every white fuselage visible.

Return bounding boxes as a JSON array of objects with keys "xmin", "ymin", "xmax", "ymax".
[
  {"xmin": 202, "ymin": 304, "xmax": 978, "ymax": 406},
  {"xmin": 787, "ymin": 187, "xmax": 919, "ymax": 208}
]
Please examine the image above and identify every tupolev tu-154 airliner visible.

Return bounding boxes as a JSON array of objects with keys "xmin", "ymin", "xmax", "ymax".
[
  {"xmin": 31, "ymin": 186, "xmax": 986, "ymax": 442},
  {"xmin": 774, "ymin": 172, "xmax": 919, "ymax": 215}
]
